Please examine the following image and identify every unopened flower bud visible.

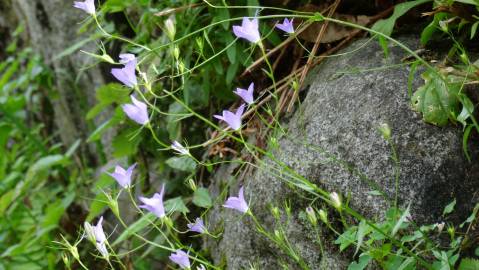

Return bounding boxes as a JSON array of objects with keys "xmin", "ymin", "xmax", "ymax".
[
  {"xmin": 187, "ymin": 179, "xmax": 197, "ymax": 192},
  {"xmin": 378, "ymin": 123, "xmax": 391, "ymax": 140},
  {"xmin": 319, "ymin": 209, "xmax": 328, "ymax": 224},
  {"xmin": 62, "ymin": 253, "xmax": 70, "ymax": 267},
  {"xmin": 306, "ymin": 206, "xmax": 317, "ymax": 226},
  {"xmin": 196, "ymin": 37, "xmax": 204, "ymax": 52},
  {"xmin": 437, "ymin": 222, "xmax": 445, "ymax": 233},
  {"xmin": 274, "ymin": 229, "xmax": 283, "ymax": 241},
  {"xmin": 84, "ymin": 222, "xmax": 96, "ymax": 244},
  {"xmin": 330, "ymin": 192, "xmax": 342, "ymax": 210},
  {"xmin": 447, "ymin": 226, "xmax": 455, "ymax": 238},
  {"xmin": 165, "ymin": 18, "xmax": 176, "ymax": 41},
  {"xmin": 271, "ymin": 206, "xmax": 280, "ymax": 220},
  {"xmin": 178, "ymin": 60, "xmax": 185, "ymax": 74},
  {"xmin": 292, "ymin": 79, "xmax": 299, "ymax": 92},
  {"xmin": 173, "ymin": 46, "xmax": 180, "ymax": 60}
]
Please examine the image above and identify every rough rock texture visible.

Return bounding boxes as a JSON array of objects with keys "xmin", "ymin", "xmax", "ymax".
[{"xmin": 206, "ymin": 37, "xmax": 479, "ymax": 269}]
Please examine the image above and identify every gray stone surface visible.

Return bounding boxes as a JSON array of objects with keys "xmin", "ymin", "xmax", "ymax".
[{"xmin": 206, "ymin": 37, "xmax": 479, "ymax": 269}]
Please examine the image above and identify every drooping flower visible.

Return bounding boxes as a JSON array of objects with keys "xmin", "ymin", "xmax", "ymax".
[
  {"xmin": 84, "ymin": 216, "xmax": 108, "ymax": 258},
  {"xmin": 108, "ymin": 163, "xmax": 136, "ymax": 188},
  {"xmin": 119, "ymin": 53, "xmax": 137, "ymax": 65},
  {"xmin": 169, "ymin": 249, "xmax": 191, "ymax": 269},
  {"xmin": 233, "ymin": 82, "xmax": 255, "ymax": 105},
  {"xmin": 187, "ymin": 218, "xmax": 206, "ymax": 234},
  {"xmin": 84, "ymin": 216, "xmax": 107, "ymax": 244},
  {"xmin": 111, "ymin": 56, "xmax": 137, "ymax": 88},
  {"xmin": 122, "ymin": 95, "xmax": 149, "ymax": 125},
  {"xmin": 139, "ymin": 184, "xmax": 166, "ymax": 219},
  {"xmin": 233, "ymin": 17, "xmax": 261, "ymax": 43},
  {"xmin": 171, "ymin": 141, "xmax": 189, "ymax": 156},
  {"xmin": 214, "ymin": 104, "xmax": 245, "ymax": 131},
  {"xmin": 73, "ymin": 0, "xmax": 95, "ymax": 15},
  {"xmin": 197, "ymin": 265, "xmax": 206, "ymax": 270},
  {"xmin": 276, "ymin": 18, "xmax": 294, "ymax": 34},
  {"xmin": 223, "ymin": 186, "xmax": 249, "ymax": 213}
]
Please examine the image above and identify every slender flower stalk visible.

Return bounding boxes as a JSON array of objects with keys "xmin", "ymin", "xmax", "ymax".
[
  {"xmin": 107, "ymin": 163, "xmax": 136, "ymax": 188},
  {"xmin": 111, "ymin": 54, "xmax": 138, "ymax": 88},
  {"xmin": 139, "ymin": 183, "xmax": 166, "ymax": 219},
  {"xmin": 187, "ymin": 218, "xmax": 206, "ymax": 234},
  {"xmin": 169, "ymin": 250, "xmax": 191, "ymax": 269},
  {"xmin": 233, "ymin": 17, "xmax": 261, "ymax": 43},
  {"xmin": 233, "ymin": 82, "xmax": 255, "ymax": 105},
  {"xmin": 276, "ymin": 18, "xmax": 295, "ymax": 34},
  {"xmin": 122, "ymin": 95, "xmax": 149, "ymax": 125},
  {"xmin": 223, "ymin": 186, "xmax": 249, "ymax": 213},
  {"xmin": 214, "ymin": 104, "xmax": 245, "ymax": 131},
  {"xmin": 73, "ymin": 0, "xmax": 95, "ymax": 15},
  {"xmin": 171, "ymin": 141, "xmax": 190, "ymax": 156}
]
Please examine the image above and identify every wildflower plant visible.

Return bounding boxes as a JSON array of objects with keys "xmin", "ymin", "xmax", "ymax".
[{"xmin": 55, "ymin": 1, "xmax": 479, "ymax": 269}]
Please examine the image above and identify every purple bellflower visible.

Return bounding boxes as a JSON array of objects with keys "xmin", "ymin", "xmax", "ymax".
[
  {"xmin": 223, "ymin": 186, "xmax": 249, "ymax": 213},
  {"xmin": 108, "ymin": 163, "xmax": 136, "ymax": 188},
  {"xmin": 73, "ymin": 0, "xmax": 95, "ymax": 15},
  {"xmin": 122, "ymin": 95, "xmax": 149, "ymax": 125},
  {"xmin": 214, "ymin": 104, "xmax": 245, "ymax": 131},
  {"xmin": 119, "ymin": 53, "xmax": 136, "ymax": 65},
  {"xmin": 84, "ymin": 216, "xmax": 108, "ymax": 258},
  {"xmin": 276, "ymin": 18, "xmax": 294, "ymax": 34},
  {"xmin": 233, "ymin": 17, "xmax": 261, "ymax": 43},
  {"xmin": 171, "ymin": 141, "xmax": 190, "ymax": 156},
  {"xmin": 169, "ymin": 249, "xmax": 191, "ymax": 269},
  {"xmin": 233, "ymin": 82, "xmax": 255, "ymax": 105},
  {"xmin": 187, "ymin": 218, "xmax": 206, "ymax": 234},
  {"xmin": 111, "ymin": 55, "xmax": 137, "ymax": 88},
  {"xmin": 139, "ymin": 183, "xmax": 166, "ymax": 219}
]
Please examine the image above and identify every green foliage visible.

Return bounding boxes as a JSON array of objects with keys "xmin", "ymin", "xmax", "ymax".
[{"xmin": 0, "ymin": 29, "xmax": 75, "ymax": 269}]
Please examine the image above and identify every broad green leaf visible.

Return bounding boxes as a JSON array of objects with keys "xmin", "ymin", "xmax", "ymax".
[
  {"xmin": 392, "ymin": 205, "xmax": 411, "ymax": 236},
  {"xmin": 420, "ymin": 12, "xmax": 448, "ymax": 45},
  {"xmin": 164, "ymin": 197, "xmax": 189, "ymax": 214},
  {"xmin": 42, "ymin": 193, "xmax": 75, "ymax": 228},
  {"xmin": 165, "ymin": 156, "xmax": 196, "ymax": 172},
  {"xmin": 372, "ymin": 0, "xmax": 432, "ymax": 55},
  {"xmin": 192, "ymin": 187, "xmax": 213, "ymax": 208},
  {"xmin": 112, "ymin": 128, "xmax": 141, "ymax": 158},
  {"xmin": 412, "ymin": 70, "xmax": 460, "ymax": 126},
  {"xmin": 355, "ymin": 220, "xmax": 369, "ymax": 256},
  {"xmin": 458, "ymin": 258, "xmax": 479, "ymax": 270},
  {"xmin": 348, "ymin": 255, "xmax": 372, "ymax": 270},
  {"xmin": 443, "ymin": 199, "xmax": 456, "ymax": 216}
]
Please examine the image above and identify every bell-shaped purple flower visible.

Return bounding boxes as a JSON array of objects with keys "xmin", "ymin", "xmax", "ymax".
[
  {"xmin": 187, "ymin": 218, "xmax": 206, "ymax": 234},
  {"xmin": 84, "ymin": 216, "xmax": 107, "ymax": 244},
  {"xmin": 122, "ymin": 95, "xmax": 149, "ymax": 125},
  {"xmin": 119, "ymin": 53, "xmax": 136, "ymax": 65},
  {"xmin": 171, "ymin": 141, "xmax": 190, "ymax": 156},
  {"xmin": 276, "ymin": 18, "xmax": 294, "ymax": 34},
  {"xmin": 73, "ymin": 0, "xmax": 95, "ymax": 15},
  {"xmin": 108, "ymin": 163, "xmax": 136, "ymax": 188},
  {"xmin": 214, "ymin": 104, "xmax": 245, "ymax": 131},
  {"xmin": 111, "ymin": 55, "xmax": 137, "ymax": 88},
  {"xmin": 233, "ymin": 82, "xmax": 255, "ymax": 105},
  {"xmin": 223, "ymin": 186, "xmax": 249, "ymax": 213},
  {"xmin": 233, "ymin": 17, "xmax": 261, "ymax": 43},
  {"xmin": 139, "ymin": 184, "xmax": 166, "ymax": 219},
  {"xmin": 169, "ymin": 250, "xmax": 191, "ymax": 269}
]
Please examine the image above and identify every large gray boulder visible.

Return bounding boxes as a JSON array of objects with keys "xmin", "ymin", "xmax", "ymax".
[{"xmin": 206, "ymin": 37, "xmax": 479, "ymax": 269}]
